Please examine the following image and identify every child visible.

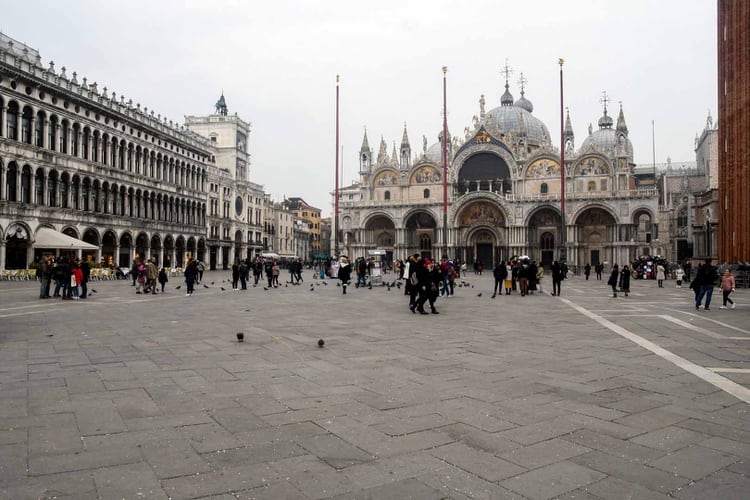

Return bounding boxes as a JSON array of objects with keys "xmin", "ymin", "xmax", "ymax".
[
  {"xmin": 675, "ymin": 266, "xmax": 685, "ymax": 288},
  {"xmin": 158, "ymin": 267, "xmax": 168, "ymax": 292}
]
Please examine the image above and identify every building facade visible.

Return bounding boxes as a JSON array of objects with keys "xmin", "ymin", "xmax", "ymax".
[
  {"xmin": 718, "ymin": 0, "xmax": 750, "ymax": 263},
  {"xmin": 0, "ymin": 34, "xmax": 212, "ymax": 270},
  {"xmin": 185, "ymin": 100, "xmax": 266, "ymax": 269},
  {"xmin": 0, "ymin": 34, "xmax": 269, "ymax": 271},
  {"xmin": 337, "ymin": 74, "xmax": 659, "ymax": 269},
  {"xmin": 282, "ymin": 197, "xmax": 322, "ymax": 260}
]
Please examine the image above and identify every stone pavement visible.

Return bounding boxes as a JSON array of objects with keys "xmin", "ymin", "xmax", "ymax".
[{"xmin": 0, "ymin": 270, "xmax": 748, "ymax": 499}]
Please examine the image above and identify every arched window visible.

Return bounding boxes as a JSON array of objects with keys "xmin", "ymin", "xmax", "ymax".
[
  {"xmin": 71, "ymin": 124, "xmax": 80, "ymax": 157},
  {"xmin": 6, "ymin": 102, "xmax": 19, "ymax": 140},
  {"xmin": 423, "ymin": 188, "xmax": 430, "ymax": 199},
  {"xmin": 540, "ymin": 232, "xmax": 554, "ymax": 250},
  {"xmin": 600, "ymin": 179, "xmax": 607, "ymax": 191},
  {"xmin": 60, "ymin": 121, "xmax": 69, "ymax": 154},
  {"xmin": 541, "ymin": 183, "xmax": 548, "ymax": 194},
  {"xmin": 82, "ymin": 128, "xmax": 90, "ymax": 160},
  {"xmin": 34, "ymin": 112, "xmax": 45, "ymax": 147},
  {"xmin": 21, "ymin": 107, "xmax": 32, "ymax": 144},
  {"xmin": 419, "ymin": 234, "xmax": 432, "ymax": 251},
  {"xmin": 384, "ymin": 190, "xmax": 391, "ymax": 201},
  {"xmin": 48, "ymin": 116, "xmax": 58, "ymax": 151},
  {"xmin": 587, "ymin": 181, "xmax": 596, "ymax": 192}
]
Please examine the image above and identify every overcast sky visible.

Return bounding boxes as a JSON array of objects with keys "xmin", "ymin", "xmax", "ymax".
[{"xmin": 3, "ymin": 1, "xmax": 717, "ymax": 216}]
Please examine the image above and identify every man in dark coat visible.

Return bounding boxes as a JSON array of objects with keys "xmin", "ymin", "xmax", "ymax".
[
  {"xmin": 551, "ymin": 261, "xmax": 564, "ymax": 296},
  {"xmin": 492, "ymin": 261, "xmax": 508, "ymax": 298},
  {"xmin": 695, "ymin": 258, "xmax": 718, "ymax": 310}
]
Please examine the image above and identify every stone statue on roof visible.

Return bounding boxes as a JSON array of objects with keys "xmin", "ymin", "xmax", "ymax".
[{"xmin": 215, "ymin": 92, "xmax": 228, "ymax": 116}]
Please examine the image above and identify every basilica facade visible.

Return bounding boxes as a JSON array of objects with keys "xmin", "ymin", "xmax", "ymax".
[{"xmin": 338, "ymin": 74, "xmax": 659, "ymax": 269}]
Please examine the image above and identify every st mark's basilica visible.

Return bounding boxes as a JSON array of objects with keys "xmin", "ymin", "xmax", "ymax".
[{"xmin": 338, "ymin": 70, "xmax": 659, "ymax": 269}]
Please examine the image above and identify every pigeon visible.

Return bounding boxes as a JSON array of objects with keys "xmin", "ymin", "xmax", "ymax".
[
  {"xmin": 317, "ymin": 339, "xmax": 325, "ymax": 348},
  {"xmin": 203, "ymin": 284, "xmax": 209, "ymax": 288},
  {"xmin": 253, "ymin": 284, "xmax": 257, "ymax": 287},
  {"xmin": 263, "ymin": 287, "xmax": 269, "ymax": 291},
  {"xmin": 285, "ymin": 284, "xmax": 288, "ymax": 287},
  {"xmin": 175, "ymin": 285, "xmax": 181, "ymax": 290},
  {"xmin": 211, "ymin": 281, "xmax": 215, "ymax": 285},
  {"xmin": 220, "ymin": 287, "xmax": 226, "ymax": 291},
  {"xmin": 477, "ymin": 293, "xmax": 482, "ymax": 297},
  {"xmin": 322, "ymin": 282, "xmax": 328, "ymax": 286},
  {"xmin": 368, "ymin": 285, "xmax": 372, "ymax": 290},
  {"xmin": 336, "ymin": 282, "xmax": 341, "ymax": 287},
  {"xmin": 236, "ymin": 332, "xmax": 245, "ymax": 342},
  {"xmin": 91, "ymin": 289, "xmax": 98, "ymax": 293},
  {"xmin": 309, "ymin": 288, "xmax": 314, "ymax": 292},
  {"xmin": 46, "ymin": 334, "xmax": 54, "ymax": 337}
]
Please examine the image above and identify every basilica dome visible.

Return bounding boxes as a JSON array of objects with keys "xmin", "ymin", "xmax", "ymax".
[
  {"xmin": 580, "ymin": 108, "xmax": 634, "ymax": 160},
  {"xmin": 483, "ymin": 86, "xmax": 551, "ymax": 148}
]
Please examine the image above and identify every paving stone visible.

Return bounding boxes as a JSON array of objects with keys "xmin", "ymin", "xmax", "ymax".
[
  {"xmin": 649, "ymin": 445, "xmax": 741, "ymax": 480},
  {"xmin": 629, "ymin": 425, "xmax": 709, "ymax": 452},
  {"xmin": 0, "ymin": 470, "xmax": 98, "ymax": 499},
  {"xmin": 584, "ymin": 476, "xmax": 672, "ymax": 499},
  {"xmin": 563, "ymin": 429, "xmax": 666, "ymax": 463},
  {"xmin": 417, "ymin": 463, "xmax": 526, "ymax": 500},
  {"xmin": 700, "ymin": 435, "xmax": 750, "ymax": 459},
  {"xmin": 0, "ymin": 429, "xmax": 26, "ymax": 446},
  {"xmin": 673, "ymin": 470, "xmax": 750, "ymax": 500},
  {"xmin": 429, "ymin": 441, "xmax": 526, "ymax": 482},
  {"xmin": 437, "ymin": 422, "xmax": 521, "ymax": 455},
  {"xmin": 234, "ymin": 480, "xmax": 309, "ymax": 500},
  {"xmin": 28, "ymin": 425, "xmax": 83, "ymax": 458},
  {"xmin": 209, "ymin": 407, "xmax": 270, "ymax": 434},
  {"xmin": 500, "ymin": 438, "xmax": 592, "ymax": 469},
  {"xmin": 500, "ymin": 460, "xmax": 606, "ymax": 500},
  {"xmin": 341, "ymin": 452, "xmax": 448, "ymax": 490},
  {"xmin": 92, "ymin": 462, "xmax": 168, "ymax": 499},
  {"xmin": 161, "ymin": 462, "xmax": 276, "ymax": 500},
  {"xmin": 0, "ymin": 444, "xmax": 28, "ymax": 486},
  {"xmin": 28, "ymin": 439, "xmax": 141, "ymax": 476},
  {"xmin": 497, "ymin": 415, "xmax": 582, "ymax": 445},
  {"xmin": 613, "ymin": 407, "xmax": 689, "ymax": 432},
  {"xmin": 140, "ymin": 437, "xmax": 212, "ymax": 479},
  {"xmin": 269, "ymin": 455, "xmax": 357, "ymax": 500},
  {"xmin": 178, "ymin": 422, "xmax": 244, "ymax": 453},
  {"xmin": 569, "ymin": 450, "xmax": 690, "ymax": 494},
  {"xmin": 296, "ymin": 433, "xmax": 373, "ymax": 469},
  {"xmin": 328, "ymin": 477, "xmax": 445, "ymax": 500}
]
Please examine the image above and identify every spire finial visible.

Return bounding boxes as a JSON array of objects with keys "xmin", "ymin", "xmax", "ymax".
[
  {"xmin": 600, "ymin": 90, "xmax": 610, "ymax": 114},
  {"xmin": 517, "ymin": 72, "xmax": 527, "ymax": 95},
  {"xmin": 501, "ymin": 58, "xmax": 513, "ymax": 87}
]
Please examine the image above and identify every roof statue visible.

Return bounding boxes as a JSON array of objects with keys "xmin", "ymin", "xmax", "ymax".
[{"xmin": 215, "ymin": 92, "xmax": 228, "ymax": 116}]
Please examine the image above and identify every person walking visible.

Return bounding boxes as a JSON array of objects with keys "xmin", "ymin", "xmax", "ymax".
[
  {"xmin": 38, "ymin": 257, "xmax": 50, "ymax": 299},
  {"xmin": 231, "ymin": 261, "xmax": 240, "ymax": 290},
  {"xmin": 620, "ymin": 264, "xmax": 631, "ymax": 297},
  {"xmin": 79, "ymin": 259, "xmax": 90, "ymax": 299},
  {"xmin": 595, "ymin": 263, "xmax": 603, "ymax": 280},
  {"xmin": 146, "ymin": 258, "xmax": 158, "ymax": 295},
  {"xmin": 656, "ymin": 263, "xmax": 666, "ymax": 288},
  {"xmin": 413, "ymin": 258, "xmax": 432, "ymax": 315},
  {"xmin": 607, "ymin": 264, "xmax": 620, "ymax": 298},
  {"xmin": 675, "ymin": 266, "xmax": 685, "ymax": 288},
  {"xmin": 551, "ymin": 261, "xmax": 564, "ymax": 296},
  {"xmin": 584, "ymin": 263, "xmax": 591, "ymax": 281},
  {"xmin": 719, "ymin": 269, "xmax": 736, "ymax": 309},
  {"xmin": 158, "ymin": 267, "xmax": 168, "ymax": 292},
  {"xmin": 71, "ymin": 261, "xmax": 83, "ymax": 300},
  {"xmin": 197, "ymin": 260, "xmax": 206, "ymax": 284},
  {"xmin": 338, "ymin": 256, "xmax": 352, "ymax": 294},
  {"xmin": 184, "ymin": 259, "xmax": 197, "ymax": 296},
  {"xmin": 694, "ymin": 258, "xmax": 718, "ymax": 310}
]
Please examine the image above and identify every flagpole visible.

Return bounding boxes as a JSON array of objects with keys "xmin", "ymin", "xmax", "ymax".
[
  {"xmin": 334, "ymin": 75, "xmax": 340, "ymax": 258},
  {"xmin": 558, "ymin": 58, "xmax": 566, "ymax": 262},
  {"xmin": 442, "ymin": 66, "xmax": 449, "ymax": 260}
]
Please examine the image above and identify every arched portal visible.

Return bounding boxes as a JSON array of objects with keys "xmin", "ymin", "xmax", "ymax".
[
  {"xmin": 82, "ymin": 228, "xmax": 99, "ymax": 262},
  {"xmin": 5, "ymin": 223, "xmax": 31, "ymax": 269},
  {"xmin": 119, "ymin": 232, "xmax": 133, "ymax": 267},
  {"xmin": 102, "ymin": 231, "xmax": 118, "ymax": 268},
  {"xmin": 135, "ymin": 233, "xmax": 149, "ymax": 262},
  {"xmin": 575, "ymin": 207, "xmax": 616, "ymax": 267},
  {"xmin": 455, "ymin": 200, "xmax": 506, "ymax": 264},
  {"xmin": 150, "ymin": 234, "xmax": 162, "ymax": 265},
  {"xmin": 175, "ymin": 236, "xmax": 186, "ymax": 268},
  {"xmin": 404, "ymin": 211, "xmax": 437, "ymax": 259},
  {"xmin": 527, "ymin": 208, "xmax": 561, "ymax": 267},
  {"xmin": 363, "ymin": 215, "xmax": 396, "ymax": 258},
  {"xmin": 163, "ymin": 235, "xmax": 175, "ymax": 268}
]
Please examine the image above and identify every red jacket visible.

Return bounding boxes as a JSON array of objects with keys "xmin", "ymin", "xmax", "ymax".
[{"xmin": 72, "ymin": 268, "xmax": 83, "ymax": 286}]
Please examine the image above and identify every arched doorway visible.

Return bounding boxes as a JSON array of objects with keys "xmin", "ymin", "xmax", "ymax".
[
  {"xmin": 5, "ymin": 223, "xmax": 31, "ymax": 269},
  {"xmin": 175, "ymin": 236, "xmax": 186, "ymax": 268},
  {"xmin": 363, "ymin": 215, "xmax": 395, "ymax": 254},
  {"xmin": 82, "ymin": 228, "xmax": 99, "ymax": 262},
  {"xmin": 119, "ymin": 232, "xmax": 133, "ymax": 267},
  {"xmin": 164, "ymin": 235, "xmax": 175, "ymax": 268},
  {"xmin": 404, "ymin": 211, "xmax": 437, "ymax": 259},
  {"xmin": 527, "ymin": 208, "xmax": 561, "ymax": 267},
  {"xmin": 150, "ymin": 234, "xmax": 162, "ymax": 265},
  {"xmin": 575, "ymin": 207, "xmax": 616, "ymax": 267},
  {"xmin": 456, "ymin": 200, "xmax": 506, "ymax": 264},
  {"xmin": 135, "ymin": 233, "xmax": 149, "ymax": 262},
  {"xmin": 102, "ymin": 231, "xmax": 117, "ymax": 268}
]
